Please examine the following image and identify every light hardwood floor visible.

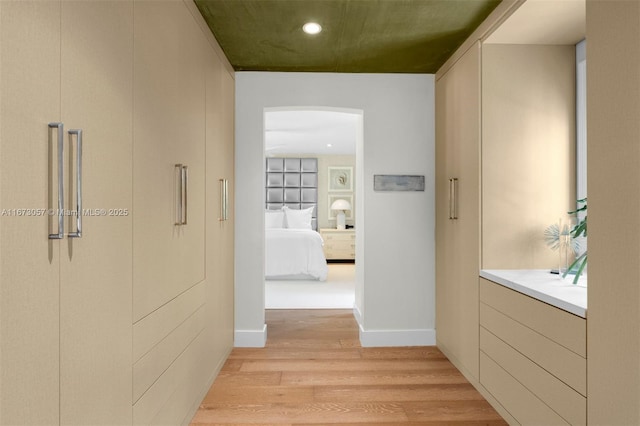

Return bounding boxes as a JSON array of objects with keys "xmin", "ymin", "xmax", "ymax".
[{"xmin": 191, "ymin": 310, "xmax": 507, "ymax": 425}]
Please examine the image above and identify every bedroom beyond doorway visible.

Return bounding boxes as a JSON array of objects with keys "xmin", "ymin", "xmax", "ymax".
[{"xmin": 265, "ymin": 263, "xmax": 355, "ymax": 309}]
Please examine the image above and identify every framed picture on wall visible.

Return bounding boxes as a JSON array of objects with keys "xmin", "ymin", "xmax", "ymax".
[
  {"xmin": 328, "ymin": 194, "xmax": 354, "ymax": 220},
  {"xmin": 328, "ymin": 166, "xmax": 353, "ymax": 192}
]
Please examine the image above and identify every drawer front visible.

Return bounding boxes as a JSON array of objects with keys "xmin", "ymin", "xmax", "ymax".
[
  {"xmin": 479, "ymin": 278, "xmax": 586, "ymax": 357},
  {"xmin": 324, "ymin": 240, "xmax": 356, "ymax": 251},
  {"xmin": 322, "ymin": 232, "xmax": 355, "ymax": 242},
  {"xmin": 480, "ymin": 303, "xmax": 586, "ymax": 396},
  {"xmin": 481, "ymin": 328, "xmax": 586, "ymax": 425},
  {"xmin": 325, "ymin": 248, "xmax": 355, "ymax": 260},
  {"xmin": 480, "ymin": 353, "xmax": 570, "ymax": 426}
]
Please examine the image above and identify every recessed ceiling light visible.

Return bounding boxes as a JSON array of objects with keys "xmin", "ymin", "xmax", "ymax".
[
  {"xmin": 327, "ymin": 143, "xmax": 333, "ymax": 148},
  {"xmin": 302, "ymin": 22, "xmax": 322, "ymax": 35}
]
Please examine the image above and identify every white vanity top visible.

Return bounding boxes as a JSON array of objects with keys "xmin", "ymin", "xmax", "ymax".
[{"xmin": 480, "ymin": 269, "xmax": 587, "ymax": 318}]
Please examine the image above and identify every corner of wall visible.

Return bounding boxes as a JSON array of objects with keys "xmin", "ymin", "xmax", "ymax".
[{"xmin": 234, "ymin": 324, "xmax": 267, "ymax": 348}]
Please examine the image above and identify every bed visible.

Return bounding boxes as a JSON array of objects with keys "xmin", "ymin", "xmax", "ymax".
[{"xmin": 265, "ymin": 207, "xmax": 328, "ymax": 281}]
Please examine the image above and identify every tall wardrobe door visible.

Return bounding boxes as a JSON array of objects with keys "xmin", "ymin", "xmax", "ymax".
[
  {"xmin": 204, "ymin": 54, "xmax": 235, "ymax": 361},
  {"xmin": 435, "ymin": 58, "xmax": 458, "ymax": 363},
  {"xmin": 435, "ymin": 42, "xmax": 481, "ymax": 380},
  {"xmin": 133, "ymin": 0, "xmax": 206, "ymax": 322},
  {"xmin": 59, "ymin": 1, "xmax": 133, "ymax": 424},
  {"xmin": 220, "ymin": 70, "xmax": 236, "ymax": 343},
  {"xmin": 0, "ymin": 2, "xmax": 62, "ymax": 424},
  {"xmin": 455, "ymin": 43, "xmax": 481, "ymax": 380},
  {"xmin": 204, "ymin": 47, "xmax": 225, "ymax": 361}
]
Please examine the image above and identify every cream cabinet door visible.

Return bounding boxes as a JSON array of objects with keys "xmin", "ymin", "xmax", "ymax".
[
  {"xmin": 59, "ymin": 1, "xmax": 133, "ymax": 424},
  {"xmin": 133, "ymin": 0, "xmax": 206, "ymax": 322},
  {"xmin": 435, "ymin": 42, "xmax": 481, "ymax": 380},
  {"xmin": 220, "ymin": 70, "xmax": 236, "ymax": 347},
  {"xmin": 0, "ymin": 2, "xmax": 62, "ymax": 424},
  {"xmin": 1, "ymin": 1, "xmax": 134, "ymax": 424}
]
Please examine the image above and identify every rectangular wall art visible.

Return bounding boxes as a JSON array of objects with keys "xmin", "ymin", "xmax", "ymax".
[{"xmin": 373, "ymin": 175, "xmax": 425, "ymax": 192}]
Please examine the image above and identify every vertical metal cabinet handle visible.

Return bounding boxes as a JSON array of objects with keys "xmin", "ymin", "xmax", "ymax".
[
  {"xmin": 218, "ymin": 178, "xmax": 224, "ymax": 221},
  {"xmin": 68, "ymin": 130, "xmax": 82, "ymax": 238},
  {"xmin": 448, "ymin": 179, "xmax": 453, "ymax": 220},
  {"xmin": 181, "ymin": 165, "xmax": 188, "ymax": 225},
  {"xmin": 222, "ymin": 179, "xmax": 229, "ymax": 221},
  {"xmin": 175, "ymin": 164, "xmax": 183, "ymax": 225},
  {"xmin": 224, "ymin": 178, "xmax": 229, "ymax": 221},
  {"xmin": 49, "ymin": 123, "xmax": 64, "ymax": 239},
  {"xmin": 452, "ymin": 178, "xmax": 459, "ymax": 220}
]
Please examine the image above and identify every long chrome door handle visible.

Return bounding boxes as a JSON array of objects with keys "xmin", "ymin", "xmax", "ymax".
[
  {"xmin": 218, "ymin": 179, "xmax": 224, "ymax": 221},
  {"xmin": 219, "ymin": 178, "xmax": 229, "ymax": 221},
  {"xmin": 181, "ymin": 165, "xmax": 188, "ymax": 225},
  {"xmin": 49, "ymin": 122, "xmax": 64, "ymax": 239},
  {"xmin": 451, "ymin": 178, "xmax": 459, "ymax": 220},
  {"xmin": 448, "ymin": 178, "xmax": 453, "ymax": 220},
  {"xmin": 175, "ymin": 164, "xmax": 183, "ymax": 225},
  {"xmin": 224, "ymin": 178, "xmax": 229, "ymax": 221},
  {"xmin": 68, "ymin": 129, "xmax": 83, "ymax": 238}
]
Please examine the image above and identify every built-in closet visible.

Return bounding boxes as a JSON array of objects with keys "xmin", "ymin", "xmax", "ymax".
[
  {"xmin": 0, "ymin": 1, "xmax": 234, "ymax": 424},
  {"xmin": 435, "ymin": 2, "xmax": 580, "ymax": 424}
]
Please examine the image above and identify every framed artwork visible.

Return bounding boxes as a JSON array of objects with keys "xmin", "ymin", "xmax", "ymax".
[
  {"xmin": 373, "ymin": 174, "xmax": 425, "ymax": 191},
  {"xmin": 328, "ymin": 194, "xmax": 354, "ymax": 220},
  {"xmin": 328, "ymin": 166, "xmax": 353, "ymax": 192}
]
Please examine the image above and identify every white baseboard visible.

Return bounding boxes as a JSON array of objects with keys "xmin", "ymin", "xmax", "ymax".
[
  {"xmin": 234, "ymin": 324, "xmax": 267, "ymax": 347},
  {"xmin": 358, "ymin": 324, "xmax": 436, "ymax": 347},
  {"xmin": 353, "ymin": 305, "xmax": 435, "ymax": 347}
]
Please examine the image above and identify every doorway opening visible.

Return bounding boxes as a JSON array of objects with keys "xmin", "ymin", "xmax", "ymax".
[{"xmin": 263, "ymin": 107, "xmax": 364, "ymax": 310}]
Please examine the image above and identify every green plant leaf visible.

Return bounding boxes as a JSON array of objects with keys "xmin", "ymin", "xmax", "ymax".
[
  {"xmin": 563, "ymin": 251, "xmax": 587, "ymax": 280},
  {"xmin": 572, "ymin": 255, "xmax": 588, "ymax": 285}
]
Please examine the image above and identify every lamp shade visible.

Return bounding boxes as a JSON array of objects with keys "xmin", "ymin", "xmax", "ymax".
[{"xmin": 330, "ymin": 199, "xmax": 351, "ymax": 211}]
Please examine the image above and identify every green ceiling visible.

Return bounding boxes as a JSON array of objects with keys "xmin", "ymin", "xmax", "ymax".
[{"xmin": 195, "ymin": 0, "xmax": 501, "ymax": 73}]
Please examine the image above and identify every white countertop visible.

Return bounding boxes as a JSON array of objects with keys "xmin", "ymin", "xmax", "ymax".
[{"xmin": 480, "ymin": 269, "xmax": 587, "ymax": 318}]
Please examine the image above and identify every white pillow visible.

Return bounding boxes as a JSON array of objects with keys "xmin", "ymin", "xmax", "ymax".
[
  {"xmin": 283, "ymin": 206, "xmax": 313, "ymax": 230},
  {"xmin": 265, "ymin": 210, "xmax": 285, "ymax": 229}
]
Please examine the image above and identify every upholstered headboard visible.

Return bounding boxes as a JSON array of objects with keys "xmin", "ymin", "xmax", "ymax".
[{"xmin": 266, "ymin": 157, "xmax": 318, "ymax": 230}]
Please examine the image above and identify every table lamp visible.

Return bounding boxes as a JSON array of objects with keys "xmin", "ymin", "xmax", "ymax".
[{"xmin": 330, "ymin": 199, "xmax": 351, "ymax": 230}]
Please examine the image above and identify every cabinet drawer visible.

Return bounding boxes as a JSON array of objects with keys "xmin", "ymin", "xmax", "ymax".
[
  {"xmin": 480, "ymin": 303, "xmax": 586, "ymax": 395},
  {"xmin": 325, "ymin": 249, "xmax": 355, "ymax": 260},
  {"xmin": 324, "ymin": 240, "xmax": 356, "ymax": 251},
  {"xmin": 481, "ymin": 328, "xmax": 586, "ymax": 425},
  {"xmin": 480, "ymin": 353, "xmax": 570, "ymax": 426},
  {"xmin": 479, "ymin": 278, "xmax": 585, "ymax": 357},
  {"xmin": 322, "ymin": 233, "xmax": 355, "ymax": 242}
]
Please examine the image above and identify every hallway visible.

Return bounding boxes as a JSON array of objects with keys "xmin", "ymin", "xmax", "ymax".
[{"xmin": 190, "ymin": 310, "xmax": 506, "ymax": 424}]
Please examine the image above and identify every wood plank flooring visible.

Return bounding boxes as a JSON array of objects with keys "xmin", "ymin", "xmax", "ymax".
[{"xmin": 190, "ymin": 310, "xmax": 506, "ymax": 425}]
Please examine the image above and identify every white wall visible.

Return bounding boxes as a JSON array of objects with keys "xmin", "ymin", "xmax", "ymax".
[{"xmin": 235, "ymin": 72, "xmax": 435, "ymax": 347}]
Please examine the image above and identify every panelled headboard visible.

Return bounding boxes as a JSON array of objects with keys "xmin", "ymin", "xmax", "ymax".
[{"xmin": 266, "ymin": 157, "xmax": 318, "ymax": 230}]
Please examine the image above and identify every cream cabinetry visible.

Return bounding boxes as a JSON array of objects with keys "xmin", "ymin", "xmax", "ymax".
[
  {"xmin": 133, "ymin": 0, "xmax": 206, "ymax": 322},
  {"xmin": 1, "ymin": 1, "xmax": 133, "ymax": 424},
  {"xmin": 320, "ymin": 229, "xmax": 355, "ymax": 260},
  {"xmin": 479, "ymin": 278, "xmax": 587, "ymax": 425},
  {"xmin": 204, "ymin": 59, "xmax": 235, "ymax": 369},
  {"xmin": 435, "ymin": 41, "xmax": 481, "ymax": 380},
  {"xmin": 131, "ymin": 1, "xmax": 233, "ymax": 425},
  {"xmin": 1, "ymin": 1, "xmax": 234, "ymax": 425}
]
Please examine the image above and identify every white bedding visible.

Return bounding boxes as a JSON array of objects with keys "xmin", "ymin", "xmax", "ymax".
[{"xmin": 265, "ymin": 229, "xmax": 328, "ymax": 281}]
